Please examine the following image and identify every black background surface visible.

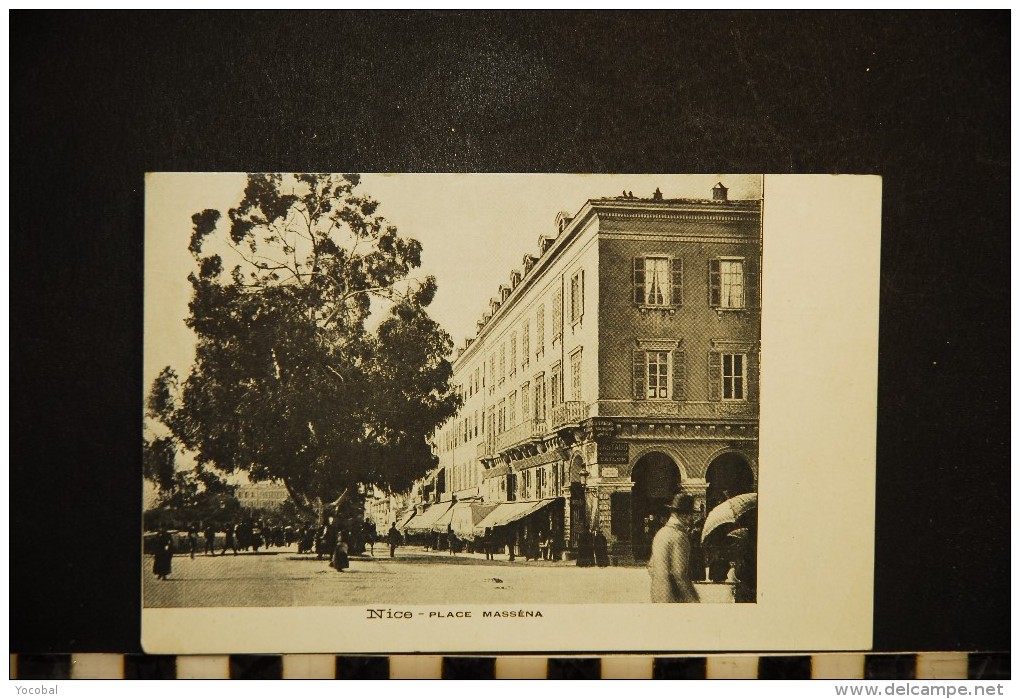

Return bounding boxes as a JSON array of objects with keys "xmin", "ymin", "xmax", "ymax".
[{"xmin": 10, "ymin": 11, "xmax": 1009, "ymax": 653}]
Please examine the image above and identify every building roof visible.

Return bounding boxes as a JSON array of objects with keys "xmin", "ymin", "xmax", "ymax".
[{"xmin": 454, "ymin": 190, "xmax": 760, "ymax": 366}]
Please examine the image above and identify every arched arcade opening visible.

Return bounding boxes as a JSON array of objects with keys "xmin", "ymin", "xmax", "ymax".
[
  {"xmin": 629, "ymin": 451, "xmax": 681, "ymax": 561},
  {"xmin": 705, "ymin": 451, "xmax": 755, "ymax": 512}
]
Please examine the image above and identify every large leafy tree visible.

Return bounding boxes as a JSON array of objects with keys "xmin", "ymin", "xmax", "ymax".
[{"xmin": 147, "ymin": 174, "xmax": 460, "ymax": 514}]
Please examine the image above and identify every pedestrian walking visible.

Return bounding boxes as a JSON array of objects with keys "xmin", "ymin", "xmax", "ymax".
[
  {"xmin": 315, "ymin": 527, "xmax": 328, "ymax": 560},
  {"xmin": 648, "ymin": 494, "xmax": 700, "ymax": 603},
  {"xmin": 187, "ymin": 525, "xmax": 199, "ymax": 560},
  {"xmin": 363, "ymin": 519, "xmax": 376, "ymax": 557},
  {"xmin": 204, "ymin": 524, "xmax": 216, "ymax": 555},
  {"xmin": 483, "ymin": 528, "xmax": 495, "ymax": 560},
  {"xmin": 331, "ymin": 531, "xmax": 350, "ymax": 571},
  {"xmin": 448, "ymin": 524, "xmax": 458, "ymax": 556},
  {"xmin": 223, "ymin": 524, "xmax": 235, "ymax": 556},
  {"xmin": 153, "ymin": 529, "xmax": 174, "ymax": 580},
  {"xmin": 387, "ymin": 522, "xmax": 402, "ymax": 558},
  {"xmin": 299, "ymin": 526, "xmax": 314, "ymax": 555}
]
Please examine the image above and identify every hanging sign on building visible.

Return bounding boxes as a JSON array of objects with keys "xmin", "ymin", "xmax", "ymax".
[{"xmin": 587, "ymin": 418, "xmax": 616, "ymax": 439}]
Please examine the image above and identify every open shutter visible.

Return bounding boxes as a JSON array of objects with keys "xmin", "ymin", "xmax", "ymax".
[
  {"xmin": 633, "ymin": 257, "xmax": 645, "ymax": 304},
  {"xmin": 708, "ymin": 258, "xmax": 721, "ymax": 307},
  {"xmin": 633, "ymin": 349, "xmax": 646, "ymax": 400},
  {"xmin": 745, "ymin": 256, "xmax": 759, "ymax": 309},
  {"xmin": 579, "ymin": 269, "xmax": 585, "ymax": 319},
  {"xmin": 553, "ymin": 286, "xmax": 563, "ymax": 338},
  {"xmin": 748, "ymin": 348, "xmax": 759, "ymax": 402},
  {"xmin": 708, "ymin": 351, "xmax": 722, "ymax": 401},
  {"xmin": 672, "ymin": 348, "xmax": 686, "ymax": 401},
  {"xmin": 670, "ymin": 257, "xmax": 683, "ymax": 307}
]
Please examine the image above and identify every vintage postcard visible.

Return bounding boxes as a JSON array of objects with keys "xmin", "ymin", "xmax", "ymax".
[{"xmin": 141, "ymin": 174, "xmax": 879, "ymax": 654}]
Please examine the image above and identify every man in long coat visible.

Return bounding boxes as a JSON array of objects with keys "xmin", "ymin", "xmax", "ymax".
[
  {"xmin": 648, "ymin": 494, "xmax": 700, "ymax": 603},
  {"xmin": 387, "ymin": 523, "xmax": 402, "ymax": 558}
]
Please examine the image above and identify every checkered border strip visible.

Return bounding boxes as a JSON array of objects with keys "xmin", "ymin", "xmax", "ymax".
[{"xmin": 9, "ymin": 653, "xmax": 1009, "ymax": 679}]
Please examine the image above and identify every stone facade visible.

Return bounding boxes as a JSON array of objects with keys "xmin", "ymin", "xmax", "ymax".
[{"xmin": 430, "ymin": 186, "xmax": 761, "ymax": 561}]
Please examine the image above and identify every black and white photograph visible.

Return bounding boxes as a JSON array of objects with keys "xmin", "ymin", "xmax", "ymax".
[
  {"xmin": 141, "ymin": 173, "xmax": 879, "ymax": 654},
  {"xmin": 144, "ymin": 173, "xmax": 764, "ymax": 611}
]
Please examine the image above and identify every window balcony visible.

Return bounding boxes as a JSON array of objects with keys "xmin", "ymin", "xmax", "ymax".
[
  {"xmin": 476, "ymin": 438, "xmax": 495, "ymax": 459},
  {"xmin": 550, "ymin": 400, "xmax": 588, "ymax": 429},
  {"xmin": 494, "ymin": 418, "xmax": 548, "ymax": 452}
]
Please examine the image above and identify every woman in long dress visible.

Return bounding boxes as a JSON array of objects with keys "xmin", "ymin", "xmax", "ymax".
[
  {"xmin": 153, "ymin": 529, "xmax": 174, "ymax": 580},
  {"xmin": 331, "ymin": 530, "xmax": 350, "ymax": 571}
]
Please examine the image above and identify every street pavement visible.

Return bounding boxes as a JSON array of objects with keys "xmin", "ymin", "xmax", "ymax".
[{"xmin": 143, "ymin": 544, "xmax": 661, "ymax": 607}]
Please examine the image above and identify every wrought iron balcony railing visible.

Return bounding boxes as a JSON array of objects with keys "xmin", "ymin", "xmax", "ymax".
[{"xmin": 550, "ymin": 400, "xmax": 588, "ymax": 429}]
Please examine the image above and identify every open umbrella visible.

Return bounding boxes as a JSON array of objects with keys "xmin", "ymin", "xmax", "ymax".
[
  {"xmin": 726, "ymin": 527, "xmax": 750, "ymax": 543},
  {"xmin": 701, "ymin": 493, "xmax": 757, "ymax": 543}
]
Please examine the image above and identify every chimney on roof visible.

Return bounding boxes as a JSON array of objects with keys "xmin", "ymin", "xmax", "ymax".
[{"xmin": 713, "ymin": 182, "xmax": 728, "ymax": 201}]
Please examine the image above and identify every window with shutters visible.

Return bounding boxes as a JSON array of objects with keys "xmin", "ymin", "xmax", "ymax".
[
  {"xmin": 708, "ymin": 346, "xmax": 753, "ymax": 402},
  {"xmin": 552, "ymin": 287, "xmax": 563, "ymax": 343},
  {"xmin": 498, "ymin": 399, "xmax": 506, "ymax": 433},
  {"xmin": 709, "ymin": 257, "xmax": 753, "ymax": 309},
  {"xmin": 535, "ymin": 305, "xmax": 545, "ymax": 357},
  {"xmin": 633, "ymin": 256, "xmax": 683, "ymax": 307},
  {"xmin": 550, "ymin": 362, "xmax": 562, "ymax": 407},
  {"xmin": 489, "ymin": 354, "xmax": 496, "ymax": 394},
  {"xmin": 521, "ymin": 322, "xmax": 530, "ymax": 368},
  {"xmin": 509, "ymin": 332, "xmax": 517, "ymax": 376},
  {"xmin": 521, "ymin": 382, "xmax": 530, "ymax": 421},
  {"xmin": 632, "ymin": 341, "xmax": 685, "ymax": 401},
  {"xmin": 508, "ymin": 391, "xmax": 517, "ymax": 428},
  {"xmin": 570, "ymin": 348, "xmax": 583, "ymax": 401},
  {"xmin": 534, "ymin": 373, "xmax": 546, "ymax": 422},
  {"xmin": 570, "ymin": 269, "xmax": 584, "ymax": 324},
  {"xmin": 499, "ymin": 344, "xmax": 506, "ymax": 385},
  {"xmin": 474, "ymin": 410, "xmax": 479, "ymax": 438}
]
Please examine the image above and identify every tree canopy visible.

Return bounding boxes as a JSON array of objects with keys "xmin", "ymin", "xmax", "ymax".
[{"xmin": 147, "ymin": 174, "xmax": 460, "ymax": 514}]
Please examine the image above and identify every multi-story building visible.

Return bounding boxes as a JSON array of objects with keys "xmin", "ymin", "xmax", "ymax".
[
  {"xmin": 237, "ymin": 481, "xmax": 290, "ymax": 511},
  {"xmin": 429, "ymin": 183, "xmax": 760, "ymax": 561}
]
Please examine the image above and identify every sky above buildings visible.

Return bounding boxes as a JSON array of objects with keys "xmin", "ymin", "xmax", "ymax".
[{"xmin": 145, "ymin": 173, "xmax": 762, "ymax": 399}]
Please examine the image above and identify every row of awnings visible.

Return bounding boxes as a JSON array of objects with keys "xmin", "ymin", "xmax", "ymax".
[{"xmin": 400, "ymin": 498, "xmax": 562, "ymax": 540}]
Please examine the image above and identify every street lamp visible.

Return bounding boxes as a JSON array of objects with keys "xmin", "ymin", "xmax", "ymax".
[{"xmin": 575, "ymin": 465, "xmax": 591, "ymax": 553}]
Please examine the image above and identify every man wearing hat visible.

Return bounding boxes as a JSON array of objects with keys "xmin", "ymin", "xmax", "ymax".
[{"xmin": 648, "ymin": 493, "xmax": 700, "ymax": 603}]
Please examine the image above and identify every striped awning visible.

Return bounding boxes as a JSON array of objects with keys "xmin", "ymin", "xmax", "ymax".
[
  {"xmin": 449, "ymin": 502, "xmax": 500, "ymax": 539},
  {"xmin": 403, "ymin": 502, "xmax": 453, "ymax": 534},
  {"xmin": 473, "ymin": 498, "xmax": 561, "ymax": 535}
]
